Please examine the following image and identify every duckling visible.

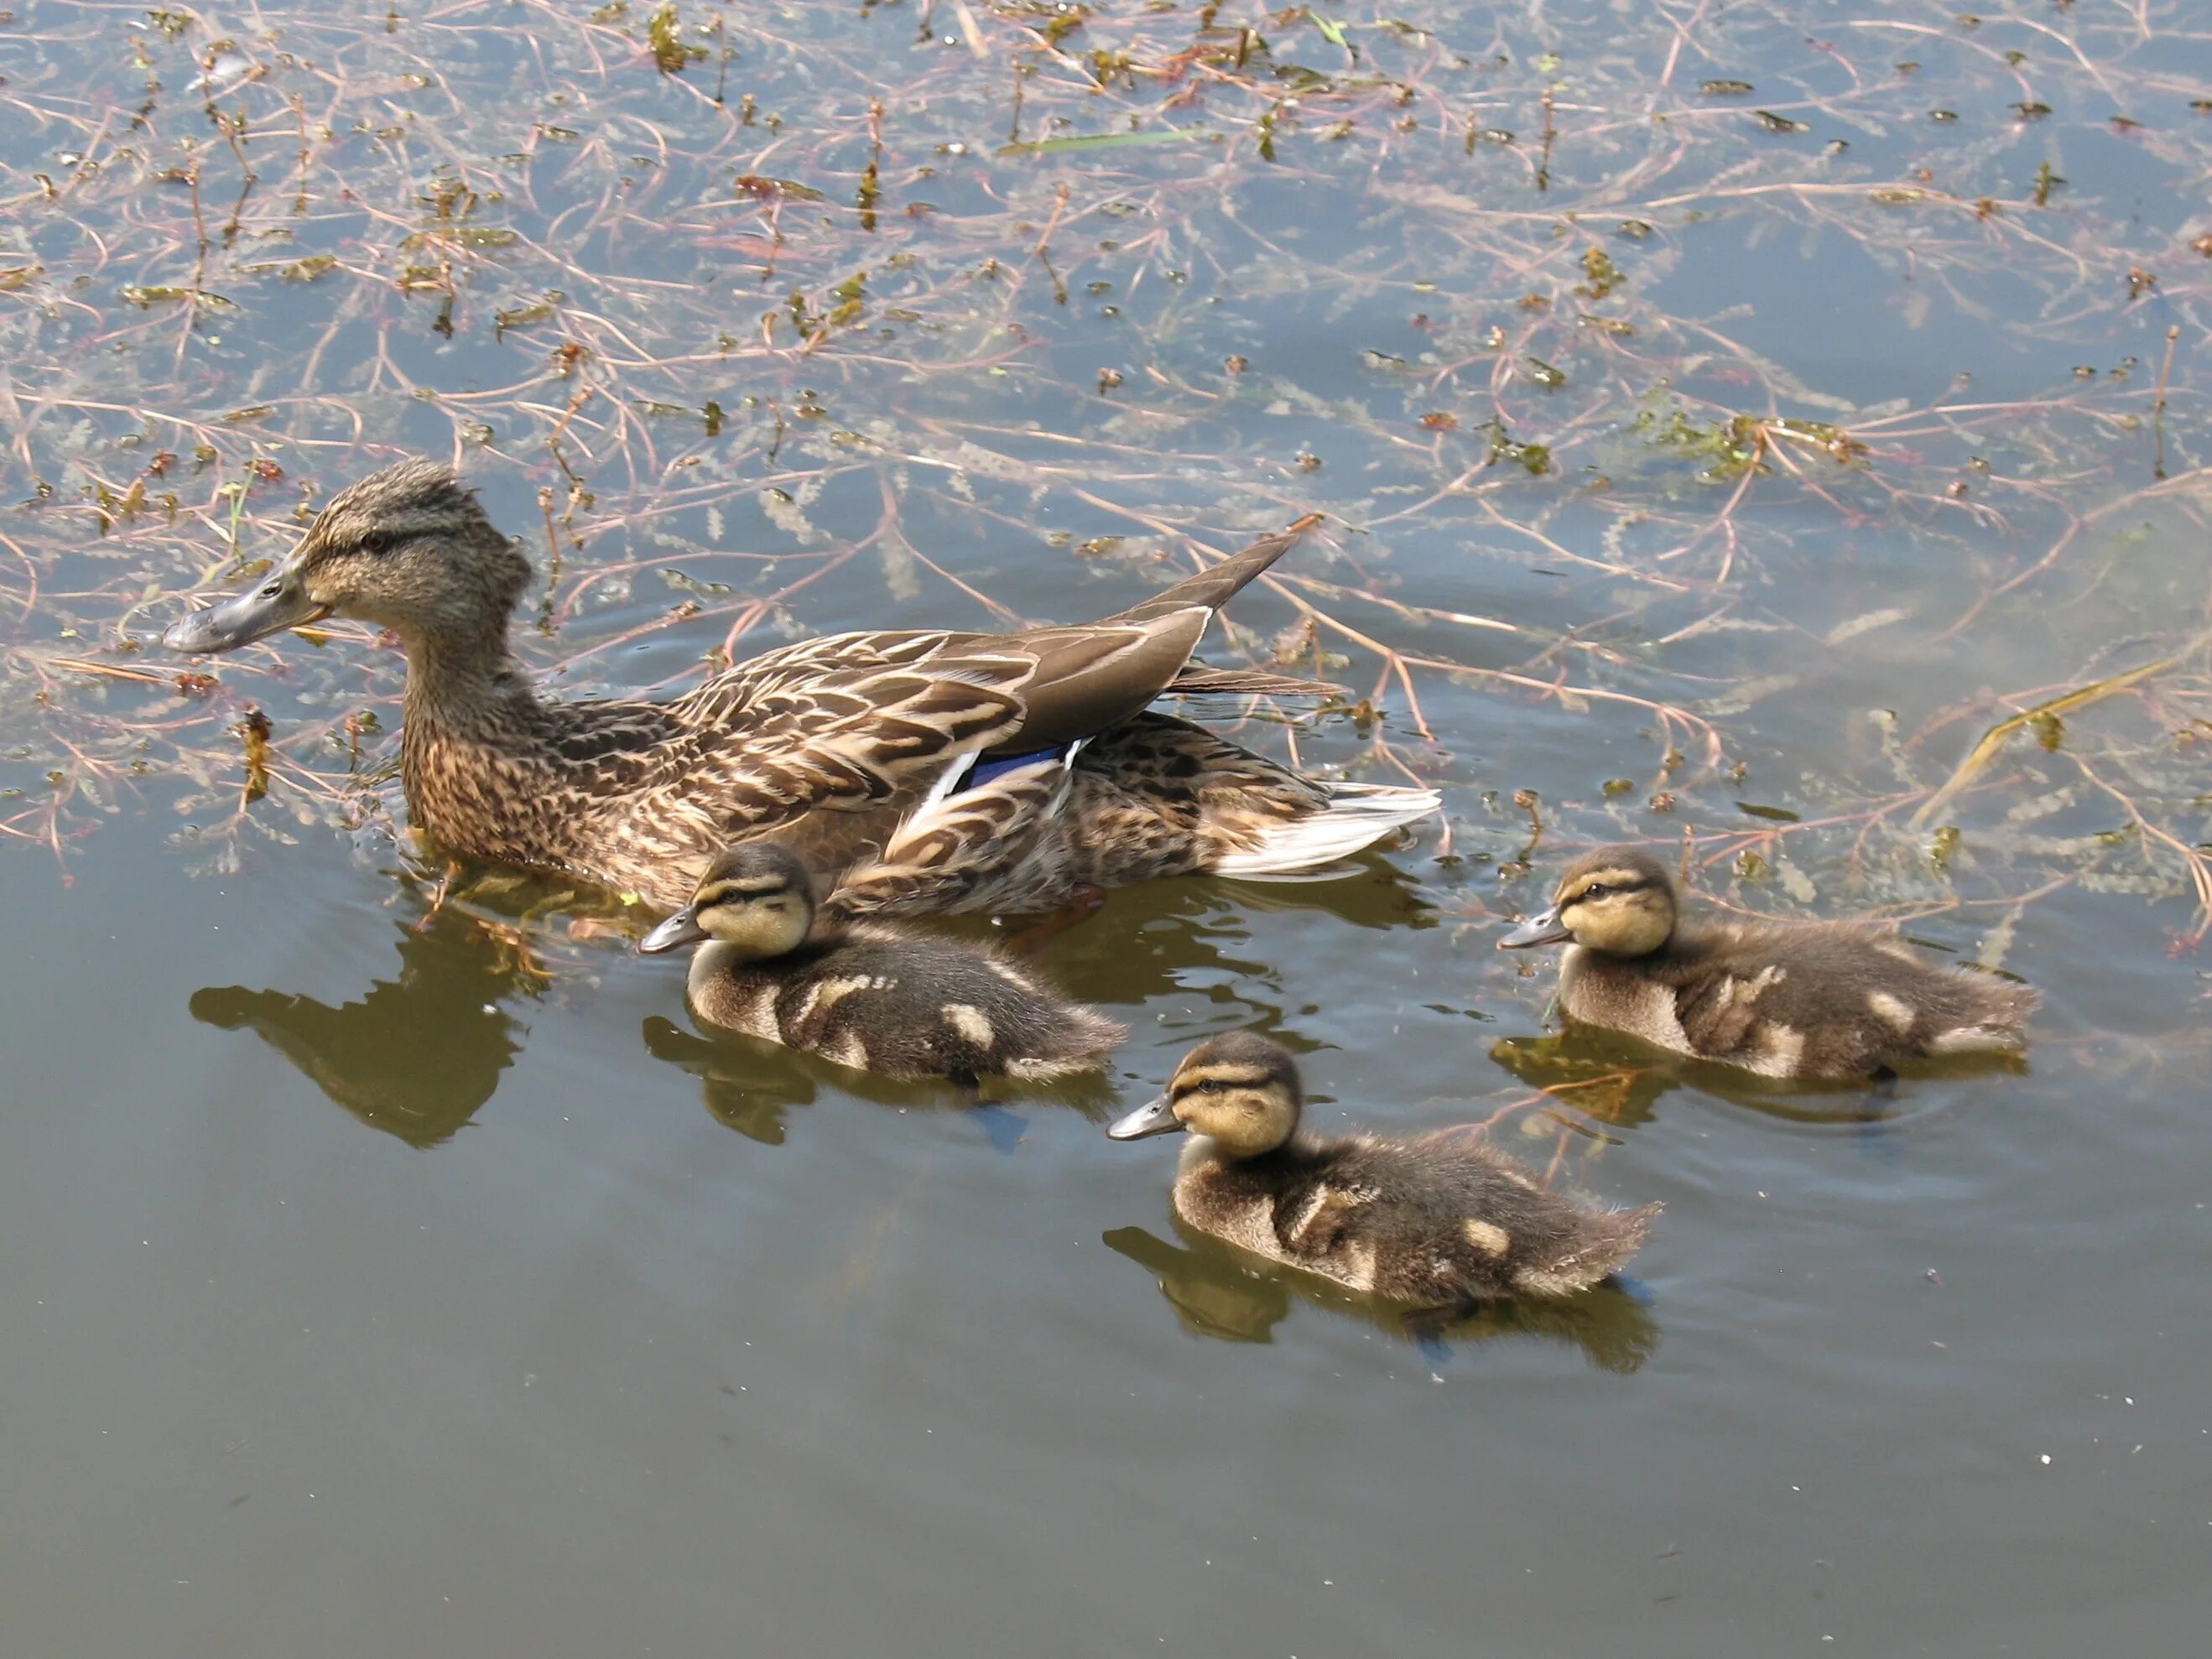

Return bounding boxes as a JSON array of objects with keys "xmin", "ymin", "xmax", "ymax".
[
  {"xmin": 1108, "ymin": 1032, "xmax": 1656, "ymax": 1304},
  {"xmin": 640, "ymin": 843, "xmax": 1124, "ymax": 1084},
  {"xmin": 1498, "ymin": 845, "xmax": 2038, "ymax": 1079}
]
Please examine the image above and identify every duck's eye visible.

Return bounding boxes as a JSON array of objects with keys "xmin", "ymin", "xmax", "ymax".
[
  {"xmin": 1580, "ymin": 883, "xmax": 1610, "ymax": 902},
  {"xmin": 358, "ymin": 530, "xmax": 394, "ymax": 556}
]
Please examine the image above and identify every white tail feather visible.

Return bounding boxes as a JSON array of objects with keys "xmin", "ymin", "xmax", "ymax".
[{"xmin": 1211, "ymin": 783, "xmax": 1439, "ymax": 878}]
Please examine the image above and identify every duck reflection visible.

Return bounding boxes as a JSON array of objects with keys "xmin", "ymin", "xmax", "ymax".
[
  {"xmin": 1103, "ymin": 1220, "xmax": 1658, "ymax": 1372},
  {"xmin": 1009, "ymin": 859, "xmax": 1431, "ymax": 1008},
  {"xmin": 641, "ymin": 1015, "xmax": 1122, "ymax": 1149},
  {"xmin": 190, "ymin": 903, "xmax": 543, "ymax": 1147},
  {"xmin": 1486, "ymin": 1024, "xmax": 2013, "ymax": 1129}
]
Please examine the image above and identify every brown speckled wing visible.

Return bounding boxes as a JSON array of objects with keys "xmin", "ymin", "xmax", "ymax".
[
  {"xmin": 824, "ymin": 751, "xmax": 1075, "ymax": 917},
  {"xmin": 646, "ymin": 659, "xmax": 1035, "ymax": 831}
]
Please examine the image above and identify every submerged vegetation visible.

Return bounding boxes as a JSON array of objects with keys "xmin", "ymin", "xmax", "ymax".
[{"xmin": 0, "ymin": 0, "xmax": 2206, "ymax": 986}]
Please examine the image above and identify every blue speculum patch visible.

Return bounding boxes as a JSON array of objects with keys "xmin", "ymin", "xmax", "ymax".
[{"xmin": 963, "ymin": 745, "xmax": 1068, "ymax": 791}]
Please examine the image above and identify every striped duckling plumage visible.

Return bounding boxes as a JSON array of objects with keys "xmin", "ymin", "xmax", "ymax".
[
  {"xmin": 642, "ymin": 843, "xmax": 1125, "ymax": 1084},
  {"xmin": 1498, "ymin": 845, "xmax": 2038, "ymax": 1079},
  {"xmin": 164, "ymin": 459, "xmax": 1437, "ymax": 918},
  {"xmin": 1109, "ymin": 1033, "xmax": 1656, "ymax": 1306}
]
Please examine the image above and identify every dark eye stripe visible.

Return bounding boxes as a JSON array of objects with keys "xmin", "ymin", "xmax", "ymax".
[
  {"xmin": 1175, "ymin": 1071, "xmax": 1269, "ymax": 1097},
  {"xmin": 1572, "ymin": 876, "xmax": 1650, "ymax": 902}
]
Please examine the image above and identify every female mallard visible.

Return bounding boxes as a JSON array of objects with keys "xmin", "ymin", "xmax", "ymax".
[
  {"xmin": 641, "ymin": 843, "xmax": 1124, "ymax": 1084},
  {"xmin": 164, "ymin": 459, "xmax": 1437, "ymax": 916},
  {"xmin": 1108, "ymin": 1032, "xmax": 1656, "ymax": 1303},
  {"xmin": 1497, "ymin": 845, "xmax": 2038, "ymax": 1079}
]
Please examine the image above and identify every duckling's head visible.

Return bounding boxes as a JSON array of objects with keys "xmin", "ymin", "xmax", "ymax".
[
  {"xmin": 164, "ymin": 459, "xmax": 531, "ymax": 656},
  {"xmin": 639, "ymin": 843, "xmax": 819, "ymax": 960},
  {"xmin": 1497, "ymin": 845, "xmax": 1678, "ymax": 959},
  {"xmin": 1107, "ymin": 1031, "xmax": 1304, "ymax": 1158}
]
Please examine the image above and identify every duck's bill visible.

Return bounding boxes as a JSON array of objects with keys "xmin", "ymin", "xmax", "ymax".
[
  {"xmin": 163, "ymin": 574, "xmax": 328, "ymax": 654},
  {"xmin": 1106, "ymin": 1093, "xmax": 1184, "ymax": 1141},
  {"xmin": 639, "ymin": 908, "xmax": 709, "ymax": 954},
  {"xmin": 1497, "ymin": 906, "xmax": 1571, "ymax": 949}
]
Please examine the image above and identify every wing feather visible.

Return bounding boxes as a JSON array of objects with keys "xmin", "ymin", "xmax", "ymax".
[{"xmin": 636, "ymin": 518, "xmax": 1317, "ymax": 843}]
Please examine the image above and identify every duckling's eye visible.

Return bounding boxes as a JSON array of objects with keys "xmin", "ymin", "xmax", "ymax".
[{"xmin": 1580, "ymin": 883, "xmax": 1610, "ymax": 902}]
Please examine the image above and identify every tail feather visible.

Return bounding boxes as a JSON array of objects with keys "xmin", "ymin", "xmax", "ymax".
[
  {"xmin": 1004, "ymin": 517, "xmax": 1324, "ymax": 753},
  {"xmin": 1210, "ymin": 781, "xmax": 1439, "ymax": 878},
  {"xmin": 1928, "ymin": 975, "xmax": 2038, "ymax": 1053},
  {"xmin": 1168, "ymin": 663, "xmax": 1346, "ymax": 699},
  {"xmin": 1515, "ymin": 1203, "xmax": 1662, "ymax": 1298},
  {"xmin": 1005, "ymin": 1003, "xmax": 1128, "ymax": 1081},
  {"xmin": 1106, "ymin": 515, "xmax": 1321, "ymax": 625}
]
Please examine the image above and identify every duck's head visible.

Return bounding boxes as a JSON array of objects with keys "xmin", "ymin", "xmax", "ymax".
[
  {"xmin": 639, "ymin": 843, "xmax": 818, "ymax": 960},
  {"xmin": 1497, "ymin": 845, "xmax": 1677, "ymax": 958},
  {"xmin": 1108, "ymin": 1030, "xmax": 1303, "ymax": 1157},
  {"xmin": 164, "ymin": 458, "xmax": 530, "ymax": 655}
]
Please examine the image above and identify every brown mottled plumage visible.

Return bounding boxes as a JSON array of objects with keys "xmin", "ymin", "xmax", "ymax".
[
  {"xmin": 1498, "ymin": 845, "xmax": 2038, "ymax": 1079},
  {"xmin": 641, "ymin": 844, "xmax": 1124, "ymax": 1083},
  {"xmin": 1108, "ymin": 1033, "xmax": 1656, "ymax": 1305},
  {"xmin": 163, "ymin": 459, "xmax": 1437, "ymax": 916}
]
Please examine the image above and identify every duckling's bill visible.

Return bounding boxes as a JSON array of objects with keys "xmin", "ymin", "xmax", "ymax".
[
  {"xmin": 1106, "ymin": 1093, "xmax": 1184, "ymax": 1140},
  {"xmin": 1497, "ymin": 905, "xmax": 1571, "ymax": 949},
  {"xmin": 640, "ymin": 906, "xmax": 710, "ymax": 954},
  {"xmin": 164, "ymin": 564, "xmax": 329, "ymax": 653}
]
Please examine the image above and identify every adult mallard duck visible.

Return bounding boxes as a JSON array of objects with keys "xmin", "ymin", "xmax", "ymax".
[
  {"xmin": 640, "ymin": 842, "xmax": 1124, "ymax": 1083},
  {"xmin": 1108, "ymin": 1032, "xmax": 1657, "ymax": 1305},
  {"xmin": 1497, "ymin": 845, "xmax": 2038, "ymax": 1079},
  {"xmin": 163, "ymin": 459, "xmax": 1437, "ymax": 916}
]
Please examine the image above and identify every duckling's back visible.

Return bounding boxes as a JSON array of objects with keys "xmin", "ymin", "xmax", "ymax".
[
  {"xmin": 1565, "ymin": 922, "xmax": 2038, "ymax": 1079},
  {"xmin": 1176, "ymin": 1133, "xmax": 1656, "ymax": 1305},
  {"xmin": 688, "ymin": 927, "xmax": 1124, "ymax": 1082}
]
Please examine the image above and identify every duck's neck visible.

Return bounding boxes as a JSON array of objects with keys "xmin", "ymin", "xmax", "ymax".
[
  {"xmin": 398, "ymin": 620, "xmax": 544, "ymax": 738},
  {"xmin": 687, "ymin": 940, "xmax": 742, "ymax": 1002},
  {"xmin": 1179, "ymin": 1130, "xmax": 1299, "ymax": 1175},
  {"xmin": 394, "ymin": 618, "xmax": 576, "ymax": 865}
]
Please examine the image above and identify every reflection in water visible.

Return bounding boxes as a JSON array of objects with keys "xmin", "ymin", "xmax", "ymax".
[
  {"xmin": 1103, "ymin": 1220, "xmax": 1658, "ymax": 1373},
  {"xmin": 177, "ymin": 866, "xmax": 1418, "ymax": 1155},
  {"xmin": 1487, "ymin": 1024, "xmax": 2023, "ymax": 1129},
  {"xmin": 190, "ymin": 905, "xmax": 540, "ymax": 1147},
  {"xmin": 642, "ymin": 1015, "xmax": 1121, "ymax": 1148},
  {"xmin": 1032, "ymin": 860, "xmax": 1432, "ymax": 1008}
]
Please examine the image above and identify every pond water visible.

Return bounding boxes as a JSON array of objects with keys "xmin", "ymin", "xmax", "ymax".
[{"xmin": 3, "ymin": 2, "xmax": 2210, "ymax": 1653}]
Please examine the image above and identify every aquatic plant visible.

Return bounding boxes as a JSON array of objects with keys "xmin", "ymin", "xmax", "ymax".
[{"xmin": 0, "ymin": 0, "xmax": 2202, "ymax": 981}]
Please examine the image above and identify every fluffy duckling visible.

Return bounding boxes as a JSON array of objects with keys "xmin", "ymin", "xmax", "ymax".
[
  {"xmin": 1108, "ymin": 1033, "xmax": 1656, "ymax": 1304},
  {"xmin": 1498, "ymin": 845, "xmax": 2037, "ymax": 1079},
  {"xmin": 641, "ymin": 844, "xmax": 1125, "ymax": 1084}
]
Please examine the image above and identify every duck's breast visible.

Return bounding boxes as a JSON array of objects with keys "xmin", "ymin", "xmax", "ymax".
[
  {"xmin": 1173, "ymin": 1148, "xmax": 1293, "ymax": 1266},
  {"xmin": 686, "ymin": 944, "xmax": 786, "ymax": 1042},
  {"xmin": 1559, "ymin": 945, "xmax": 1694, "ymax": 1053}
]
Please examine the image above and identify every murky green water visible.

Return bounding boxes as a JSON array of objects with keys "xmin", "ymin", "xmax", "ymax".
[{"xmin": 4, "ymin": 3, "xmax": 2210, "ymax": 1652}]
